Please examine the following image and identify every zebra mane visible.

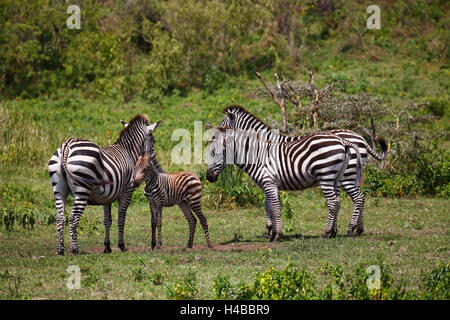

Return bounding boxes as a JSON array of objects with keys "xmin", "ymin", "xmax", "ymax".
[
  {"xmin": 116, "ymin": 114, "xmax": 149, "ymax": 143},
  {"xmin": 223, "ymin": 105, "xmax": 274, "ymax": 130},
  {"xmin": 216, "ymin": 126, "xmax": 281, "ymax": 144}
]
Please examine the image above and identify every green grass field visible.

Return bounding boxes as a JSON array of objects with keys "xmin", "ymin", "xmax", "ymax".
[{"xmin": 0, "ymin": 175, "xmax": 448, "ymax": 299}]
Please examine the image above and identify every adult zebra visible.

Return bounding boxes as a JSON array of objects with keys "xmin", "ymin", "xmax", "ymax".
[
  {"xmin": 220, "ymin": 105, "xmax": 387, "ymax": 237},
  {"xmin": 48, "ymin": 114, "xmax": 161, "ymax": 255},
  {"xmin": 206, "ymin": 126, "xmax": 363, "ymax": 242}
]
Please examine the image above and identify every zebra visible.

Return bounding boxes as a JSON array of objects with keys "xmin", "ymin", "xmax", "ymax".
[
  {"xmin": 206, "ymin": 126, "xmax": 363, "ymax": 242},
  {"xmin": 219, "ymin": 105, "xmax": 387, "ymax": 237},
  {"xmin": 130, "ymin": 133, "xmax": 212, "ymax": 250},
  {"xmin": 47, "ymin": 114, "xmax": 161, "ymax": 255}
]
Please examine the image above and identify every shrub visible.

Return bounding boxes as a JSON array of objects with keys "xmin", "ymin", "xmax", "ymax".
[
  {"xmin": 202, "ymin": 166, "xmax": 264, "ymax": 209},
  {"xmin": 0, "ymin": 183, "xmax": 39, "ymax": 231},
  {"xmin": 253, "ymin": 264, "xmax": 317, "ymax": 300},
  {"xmin": 167, "ymin": 270, "xmax": 198, "ymax": 300},
  {"xmin": 422, "ymin": 264, "xmax": 449, "ymax": 300},
  {"xmin": 362, "ymin": 149, "xmax": 450, "ymax": 198},
  {"xmin": 0, "ymin": 183, "xmax": 56, "ymax": 231}
]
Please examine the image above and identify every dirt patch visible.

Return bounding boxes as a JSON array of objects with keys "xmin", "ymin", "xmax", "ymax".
[{"xmin": 82, "ymin": 242, "xmax": 277, "ymax": 255}]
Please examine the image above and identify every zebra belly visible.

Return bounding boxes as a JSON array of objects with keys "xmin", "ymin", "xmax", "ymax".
[{"xmin": 86, "ymin": 187, "xmax": 121, "ymax": 205}]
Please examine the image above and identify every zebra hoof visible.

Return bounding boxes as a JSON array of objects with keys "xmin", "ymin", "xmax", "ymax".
[
  {"xmin": 356, "ymin": 228, "xmax": 364, "ymax": 236},
  {"xmin": 57, "ymin": 250, "xmax": 64, "ymax": 256},
  {"xmin": 70, "ymin": 248, "xmax": 79, "ymax": 255},
  {"xmin": 103, "ymin": 246, "xmax": 112, "ymax": 253},
  {"xmin": 272, "ymin": 233, "xmax": 283, "ymax": 242},
  {"xmin": 118, "ymin": 244, "xmax": 127, "ymax": 252},
  {"xmin": 263, "ymin": 232, "xmax": 270, "ymax": 239},
  {"xmin": 347, "ymin": 229, "xmax": 355, "ymax": 237}
]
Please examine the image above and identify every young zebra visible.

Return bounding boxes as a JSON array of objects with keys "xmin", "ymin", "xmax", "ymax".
[
  {"xmin": 220, "ymin": 105, "xmax": 387, "ymax": 237},
  {"xmin": 47, "ymin": 114, "xmax": 161, "ymax": 255},
  {"xmin": 131, "ymin": 133, "xmax": 212, "ymax": 250},
  {"xmin": 206, "ymin": 126, "xmax": 363, "ymax": 242}
]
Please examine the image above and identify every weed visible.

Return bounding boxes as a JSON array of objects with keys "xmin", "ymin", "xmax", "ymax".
[{"xmin": 167, "ymin": 270, "xmax": 198, "ymax": 300}]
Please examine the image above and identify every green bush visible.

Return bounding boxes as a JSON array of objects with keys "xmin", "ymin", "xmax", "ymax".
[
  {"xmin": 0, "ymin": 183, "xmax": 55, "ymax": 231},
  {"xmin": 202, "ymin": 166, "xmax": 264, "ymax": 209},
  {"xmin": 252, "ymin": 263, "xmax": 317, "ymax": 300},
  {"xmin": 167, "ymin": 270, "xmax": 198, "ymax": 300},
  {"xmin": 214, "ymin": 261, "xmax": 420, "ymax": 300},
  {"xmin": 363, "ymin": 149, "xmax": 450, "ymax": 198},
  {"xmin": 422, "ymin": 263, "xmax": 449, "ymax": 300}
]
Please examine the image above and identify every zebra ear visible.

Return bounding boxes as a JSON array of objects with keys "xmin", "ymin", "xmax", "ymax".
[
  {"xmin": 120, "ymin": 120, "xmax": 128, "ymax": 128},
  {"xmin": 148, "ymin": 120, "xmax": 162, "ymax": 132}
]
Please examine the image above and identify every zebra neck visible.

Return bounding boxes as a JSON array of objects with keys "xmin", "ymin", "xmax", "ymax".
[
  {"xmin": 151, "ymin": 156, "xmax": 165, "ymax": 174},
  {"xmin": 144, "ymin": 156, "xmax": 164, "ymax": 184},
  {"xmin": 231, "ymin": 133, "xmax": 269, "ymax": 174}
]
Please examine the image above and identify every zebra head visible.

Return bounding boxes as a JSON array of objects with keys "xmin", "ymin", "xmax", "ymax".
[
  {"xmin": 120, "ymin": 118, "xmax": 162, "ymax": 154},
  {"xmin": 219, "ymin": 107, "xmax": 236, "ymax": 127},
  {"xmin": 206, "ymin": 126, "xmax": 232, "ymax": 183}
]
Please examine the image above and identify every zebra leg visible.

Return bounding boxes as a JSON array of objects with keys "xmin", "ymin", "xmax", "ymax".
[
  {"xmin": 331, "ymin": 185, "xmax": 341, "ymax": 237},
  {"xmin": 342, "ymin": 183, "xmax": 365, "ymax": 236},
  {"xmin": 155, "ymin": 206, "xmax": 163, "ymax": 250},
  {"xmin": 189, "ymin": 199, "xmax": 212, "ymax": 248},
  {"xmin": 117, "ymin": 194, "xmax": 132, "ymax": 252},
  {"xmin": 149, "ymin": 200, "xmax": 157, "ymax": 250},
  {"xmin": 103, "ymin": 203, "xmax": 112, "ymax": 253},
  {"xmin": 68, "ymin": 196, "xmax": 89, "ymax": 255},
  {"xmin": 49, "ymin": 150, "xmax": 69, "ymax": 255},
  {"xmin": 320, "ymin": 184, "xmax": 341, "ymax": 239},
  {"xmin": 178, "ymin": 201, "xmax": 197, "ymax": 249},
  {"xmin": 262, "ymin": 197, "xmax": 273, "ymax": 239},
  {"xmin": 55, "ymin": 195, "xmax": 67, "ymax": 256},
  {"xmin": 263, "ymin": 185, "xmax": 283, "ymax": 242}
]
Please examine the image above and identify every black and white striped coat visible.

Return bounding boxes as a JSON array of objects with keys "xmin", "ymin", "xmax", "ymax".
[
  {"xmin": 206, "ymin": 126, "xmax": 362, "ymax": 242},
  {"xmin": 132, "ymin": 135, "xmax": 212, "ymax": 250},
  {"xmin": 47, "ymin": 114, "xmax": 161, "ymax": 255},
  {"xmin": 219, "ymin": 106, "xmax": 387, "ymax": 237}
]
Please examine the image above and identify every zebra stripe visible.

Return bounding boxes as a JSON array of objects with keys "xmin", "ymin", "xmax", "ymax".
[
  {"xmin": 206, "ymin": 126, "xmax": 361, "ymax": 241},
  {"xmin": 48, "ymin": 114, "xmax": 161, "ymax": 255},
  {"xmin": 133, "ymin": 135, "xmax": 211, "ymax": 250},
  {"xmin": 220, "ymin": 105, "xmax": 387, "ymax": 236}
]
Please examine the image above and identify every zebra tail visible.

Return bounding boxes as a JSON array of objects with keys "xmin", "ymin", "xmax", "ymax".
[
  {"xmin": 342, "ymin": 139, "xmax": 364, "ymax": 186},
  {"xmin": 61, "ymin": 140, "xmax": 112, "ymax": 190},
  {"xmin": 366, "ymin": 136, "xmax": 388, "ymax": 161}
]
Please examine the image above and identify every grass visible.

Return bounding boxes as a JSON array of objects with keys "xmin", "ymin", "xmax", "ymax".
[{"xmin": 0, "ymin": 180, "xmax": 448, "ymax": 299}]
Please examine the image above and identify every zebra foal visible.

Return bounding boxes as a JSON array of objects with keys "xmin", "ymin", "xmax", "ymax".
[
  {"xmin": 48, "ymin": 114, "xmax": 161, "ymax": 255},
  {"xmin": 206, "ymin": 126, "xmax": 362, "ymax": 242},
  {"xmin": 131, "ymin": 133, "xmax": 212, "ymax": 250}
]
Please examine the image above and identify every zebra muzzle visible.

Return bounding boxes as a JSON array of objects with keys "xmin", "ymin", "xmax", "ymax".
[{"xmin": 206, "ymin": 168, "xmax": 217, "ymax": 183}]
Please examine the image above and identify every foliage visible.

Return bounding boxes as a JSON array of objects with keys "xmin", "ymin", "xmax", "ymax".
[
  {"xmin": 422, "ymin": 263, "xmax": 450, "ymax": 300},
  {"xmin": 167, "ymin": 270, "xmax": 199, "ymax": 300},
  {"xmin": 213, "ymin": 261, "xmax": 421, "ymax": 300},
  {"xmin": 252, "ymin": 263, "xmax": 317, "ymax": 299},
  {"xmin": 363, "ymin": 149, "xmax": 450, "ymax": 198},
  {"xmin": 0, "ymin": 183, "xmax": 57, "ymax": 231},
  {"xmin": 201, "ymin": 166, "xmax": 265, "ymax": 209},
  {"xmin": 1, "ymin": 1, "xmax": 447, "ymax": 100}
]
